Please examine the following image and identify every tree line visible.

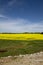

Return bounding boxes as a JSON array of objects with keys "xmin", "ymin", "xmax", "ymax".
[{"xmin": 0, "ymin": 32, "xmax": 43, "ymax": 34}]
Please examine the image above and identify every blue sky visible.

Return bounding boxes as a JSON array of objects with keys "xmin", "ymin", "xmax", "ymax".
[{"xmin": 0, "ymin": 0, "xmax": 43, "ymax": 32}]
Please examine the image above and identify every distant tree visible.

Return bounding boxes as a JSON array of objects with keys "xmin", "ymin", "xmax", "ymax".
[
  {"xmin": 41, "ymin": 32, "xmax": 43, "ymax": 34},
  {"xmin": 23, "ymin": 32, "xmax": 29, "ymax": 34}
]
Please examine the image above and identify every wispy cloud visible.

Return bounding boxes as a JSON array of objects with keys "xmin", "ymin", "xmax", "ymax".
[
  {"xmin": 8, "ymin": 0, "xmax": 23, "ymax": 7},
  {"xmin": 0, "ymin": 14, "xmax": 8, "ymax": 19},
  {"xmin": 8, "ymin": 0, "xmax": 17, "ymax": 6},
  {"xmin": 0, "ymin": 18, "xmax": 43, "ymax": 32}
]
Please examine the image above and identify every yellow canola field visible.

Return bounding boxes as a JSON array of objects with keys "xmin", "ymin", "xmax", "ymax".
[{"xmin": 0, "ymin": 34, "xmax": 43, "ymax": 40}]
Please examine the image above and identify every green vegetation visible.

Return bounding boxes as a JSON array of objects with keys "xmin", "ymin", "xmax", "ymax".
[{"xmin": 0, "ymin": 40, "xmax": 43, "ymax": 57}]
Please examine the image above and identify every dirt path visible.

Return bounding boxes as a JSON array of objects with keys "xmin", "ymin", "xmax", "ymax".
[{"xmin": 0, "ymin": 52, "xmax": 43, "ymax": 65}]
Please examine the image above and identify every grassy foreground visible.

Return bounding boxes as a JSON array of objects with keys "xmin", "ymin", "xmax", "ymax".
[{"xmin": 0, "ymin": 40, "xmax": 43, "ymax": 57}]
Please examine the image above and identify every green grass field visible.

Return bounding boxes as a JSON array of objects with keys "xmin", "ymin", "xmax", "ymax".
[{"xmin": 0, "ymin": 39, "xmax": 43, "ymax": 57}]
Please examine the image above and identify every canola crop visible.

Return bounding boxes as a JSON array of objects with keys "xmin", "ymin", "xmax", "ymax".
[{"xmin": 0, "ymin": 34, "xmax": 43, "ymax": 40}]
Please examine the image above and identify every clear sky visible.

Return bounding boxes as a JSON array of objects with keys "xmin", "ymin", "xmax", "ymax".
[{"xmin": 0, "ymin": 0, "xmax": 43, "ymax": 32}]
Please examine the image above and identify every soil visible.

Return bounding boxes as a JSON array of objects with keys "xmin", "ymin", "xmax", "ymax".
[{"xmin": 0, "ymin": 51, "xmax": 43, "ymax": 65}]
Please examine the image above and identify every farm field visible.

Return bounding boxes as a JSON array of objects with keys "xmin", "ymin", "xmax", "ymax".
[
  {"xmin": 0, "ymin": 34, "xmax": 43, "ymax": 57},
  {"xmin": 0, "ymin": 34, "xmax": 43, "ymax": 40},
  {"xmin": 0, "ymin": 39, "xmax": 43, "ymax": 57},
  {"xmin": 0, "ymin": 34, "xmax": 43, "ymax": 65}
]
